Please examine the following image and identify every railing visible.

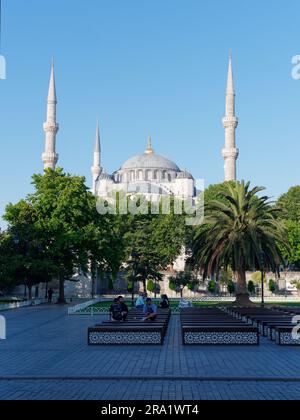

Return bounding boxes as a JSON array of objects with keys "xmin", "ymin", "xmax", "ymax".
[{"xmin": 67, "ymin": 298, "xmax": 102, "ymax": 315}]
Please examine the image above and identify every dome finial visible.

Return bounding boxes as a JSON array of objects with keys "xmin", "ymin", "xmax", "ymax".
[{"xmin": 145, "ymin": 136, "xmax": 154, "ymax": 154}]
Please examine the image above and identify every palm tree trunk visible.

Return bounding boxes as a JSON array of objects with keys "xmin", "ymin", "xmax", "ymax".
[{"xmin": 234, "ymin": 269, "xmax": 253, "ymax": 306}]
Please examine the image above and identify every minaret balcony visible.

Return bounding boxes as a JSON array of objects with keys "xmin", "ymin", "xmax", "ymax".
[
  {"xmin": 222, "ymin": 148, "xmax": 239, "ymax": 159},
  {"xmin": 222, "ymin": 116, "xmax": 238, "ymax": 129},
  {"xmin": 43, "ymin": 122, "xmax": 59, "ymax": 133}
]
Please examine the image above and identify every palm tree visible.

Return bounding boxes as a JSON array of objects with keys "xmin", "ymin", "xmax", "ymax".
[{"xmin": 191, "ymin": 181, "xmax": 289, "ymax": 306}]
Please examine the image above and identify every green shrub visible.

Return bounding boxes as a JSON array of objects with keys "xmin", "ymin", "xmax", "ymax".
[
  {"xmin": 247, "ymin": 280, "xmax": 256, "ymax": 294},
  {"xmin": 269, "ymin": 279, "xmax": 277, "ymax": 294},
  {"xmin": 227, "ymin": 281, "xmax": 235, "ymax": 295},
  {"xmin": 127, "ymin": 281, "xmax": 133, "ymax": 293},
  {"xmin": 188, "ymin": 281, "xmax": 196, "ymax": 291},
  {"xmin": 147, "ymin": 280, "xmax": 155, "ymax": 293},
  {"xmin": 208, "ymin": 281, "xmax": 216, "ymax": 294},
  {"xmin": 169, "ymin": 281, "xmax": 176, "ymax": 291}
]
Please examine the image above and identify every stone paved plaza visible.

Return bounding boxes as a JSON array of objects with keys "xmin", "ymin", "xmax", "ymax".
[{"xmin": 1, "ymin": 305, "xmax": 300, "ymax": 400}]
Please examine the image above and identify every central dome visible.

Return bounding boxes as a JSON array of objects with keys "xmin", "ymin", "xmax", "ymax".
[
  {"xmin": 121, "ymin": 153, "xmax": 180, "ymax": 171},
  {"xmin": 121, "ymin": 138, "xmax": 180, "ymax": 172}
]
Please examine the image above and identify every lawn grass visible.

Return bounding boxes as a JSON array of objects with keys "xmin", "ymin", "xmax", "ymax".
[
  {"xmin": 89, "ymin": 300, "xmax": 232, "ymax": 309},
  {"xmin": 88, "ymin": 299, "xmax": 300, "ymax": 310}
]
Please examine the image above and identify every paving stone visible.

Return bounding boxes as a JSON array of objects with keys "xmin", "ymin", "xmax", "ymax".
[{"xmin": 1, "ymin": 305, "xmax": 300, "ymax": 399}]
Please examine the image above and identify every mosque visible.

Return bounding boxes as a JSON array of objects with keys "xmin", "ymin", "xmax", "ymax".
[
  {"xmin": 42, "ymin": 55, "xmax": 239, "ymax": 197},
  {"xmin": 39, "ymin": 55, "xmax": 240, "ymax": 297}
]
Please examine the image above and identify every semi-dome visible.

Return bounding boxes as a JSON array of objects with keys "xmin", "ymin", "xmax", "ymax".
[
  {"xmin": 121, "ymin": 138, "xmax": 180, "ymax": 172},
  {"xmin": 98, "ymin": 171, "xmax": 113, "ymax": 181},
  {"xmin": 177, "ymin": 170, "xmax": 194, "ymax": 180}
]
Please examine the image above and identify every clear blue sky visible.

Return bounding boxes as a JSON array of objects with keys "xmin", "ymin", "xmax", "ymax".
[{"xmin": 0, "ymin": 0, "xmax": 300, "ymax": 228}]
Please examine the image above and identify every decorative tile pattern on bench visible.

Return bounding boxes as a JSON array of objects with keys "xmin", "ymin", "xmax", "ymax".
[
  {"xmin": 184, "ymin": 332, "xmax": 258, "ymax": 345},
  {"xmin": 88, "ymin": 331, "xmax": 162, "ymax": 345},
  {"xmin": 276, "ymin": 332, "xmax": 300, "ymax": 346}
]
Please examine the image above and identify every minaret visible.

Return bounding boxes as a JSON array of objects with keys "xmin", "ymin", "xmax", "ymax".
[
  {"xmin": 42, "ymin": 60, "xmax": 59, "ymax": 170},
  {"xmin": 91, "ymin": 120, "xmax": 102, "ymax": 195},
  {"xmin": 222, "ymin": 52, "xmax": 239, "ymax": 181}
]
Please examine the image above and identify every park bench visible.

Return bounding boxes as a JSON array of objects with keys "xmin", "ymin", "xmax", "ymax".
[
  {"xmin": 275, "ymin": 326, "xmax": 300, "ymax": 346},
  {"xmin": 88, "ymin": 308, "xmax": 171, "ymax": 345},
  {"xmin": 182, "ymin": 325, "xmax": 259, "ymax": 345},
  {"xmin": 180, "ymin": 308, "xmax": 259, "ymax": 345},
  {"xmin": 267, "ymin": 322, "xmax": 297, "ymax": 341}
]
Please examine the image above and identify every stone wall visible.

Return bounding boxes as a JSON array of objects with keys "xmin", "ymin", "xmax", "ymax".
[{"xmin": 12, "ymin": 270, "xmax": 300, "ymax": 300}]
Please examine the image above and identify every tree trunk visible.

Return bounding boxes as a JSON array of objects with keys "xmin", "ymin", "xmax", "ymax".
[
  {"xmin": 91, "ymin": 272, "xmax": 95, "ymax": 299},
  {"xmin": 234, "ymin": 269, "xmax": 254, "ymax": 306},
  {"xmin": 57, "ymin": 273, "xmax": 66, "ymax": 304},
  {"xmin": 28, "ymin": 285, "xmax": 32, "ymax": 301},
  {"xmin": 45, "ymin": 282, "xmax": 48, "ymax": 300},
  {"xmin": 143, "ymin": 279, "xmax": 147, "ymax": 294},
  {"xmin": 24, "ymin": 285, "xmax": 27, "ymax": 298}
]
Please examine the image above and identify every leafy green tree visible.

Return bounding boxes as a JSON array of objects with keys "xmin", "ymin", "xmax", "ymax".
[
  {"xmin": 277, "ymin": 186, "xmax": 300, "ymax": 221},
  {"xmin": 3, "ymin": 201, "xmax": 56, "ymax": 299},
  {"xmin": 277, "ymin": 187, "xmax": 300, "ymax": 269},
  {"xmin": 191, "ymin": 181, "xmax": 289, "ymax": 306},
  {"xmin": 169, "ymin": 271, "xmax": 198, "ymax": 298},
  {"xmin": 4, "ymin": 169, "xmax": 125, "ymax": 304},
  {"xmin": 280, "ymin": 221, "xmax": 300, "ymax": 270}
]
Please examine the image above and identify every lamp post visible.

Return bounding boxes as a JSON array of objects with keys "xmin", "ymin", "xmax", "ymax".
[
  {"xmin": 131, "ymin": 251, "xmax": 139, "ymax": 308},
  {"xmin": 260, "ymin": 250, "xmax": 265, "ymax": 307}
]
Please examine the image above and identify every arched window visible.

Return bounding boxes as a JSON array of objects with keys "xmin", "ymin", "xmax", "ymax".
[
  {"xmin": 146, "ymin": 170, "xmax": 152, "ymax": 181},
  {"xmin": 138, "ymin": 170, "xmax": 143, "ymax": 181}
]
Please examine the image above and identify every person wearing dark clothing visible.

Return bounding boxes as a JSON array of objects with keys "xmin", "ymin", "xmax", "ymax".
[
  {"xmin": 159, "ymin": 294, "xmax": 170, "ymax": 309},
  {"xmin": 48, "ymin": 289, "xmax": 54, "ymax": 304},
  {"xmin": 109, "ymin": 298, "xmax": 124, "ymax": 321},
  {"xmin": 118, "ymin": 296, "xmax": 129, "ymax": 322}
]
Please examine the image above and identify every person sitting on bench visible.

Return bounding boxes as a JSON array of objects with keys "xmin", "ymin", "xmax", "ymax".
[
  {"xmin": 143, "ymin": 298, "xmax": 157, "ymax": 322},
  {"xmin": 118, "ymin": 296, "xmax": 129, "ymax": 321},
  {"xmin": 159, "ymin": 294, "xmax": 170, "ymax": 309},
  {"xmin": 109, "ymin": 298, "xmax": 125, "ymax": 322},
  {"xmin": 135, "ymin": 292, "xmax": 145, "ymax": 309}
]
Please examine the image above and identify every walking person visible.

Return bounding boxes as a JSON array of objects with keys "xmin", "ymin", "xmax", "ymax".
[{"xmin": 48, "ymin": 288, "xmax": 54, "ymax": 304}]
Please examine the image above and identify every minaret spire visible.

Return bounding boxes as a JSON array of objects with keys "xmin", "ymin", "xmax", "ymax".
[
  {"xmin": 91, "ymin": 120, "xmax": 102, "ymax": 195},
  {"xmin": 42, "ymin": 60, "xmax": 59, "ymax": 170},
  {"xmin": 222, "ymin": 52, "xmax": 239, "ymax": 181},
  {"xmin": 145, "ymin": 136, "xmax": 154, "ymax": 155}
]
